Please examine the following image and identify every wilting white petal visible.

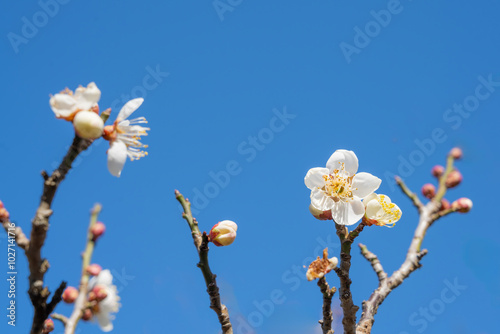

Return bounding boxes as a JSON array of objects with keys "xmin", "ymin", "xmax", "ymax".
[
  {"xmin": 107, "ymin": 141, "xmax": 128, "ymax": 177},
  {"xmin": 117, "ymin": 98, "xmax": 144, "ymax": 121}
]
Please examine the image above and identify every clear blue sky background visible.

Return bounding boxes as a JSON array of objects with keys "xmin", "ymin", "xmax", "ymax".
[{"xmin": 1, "ymin": 1, "xmax": 499, "ymax": 333}]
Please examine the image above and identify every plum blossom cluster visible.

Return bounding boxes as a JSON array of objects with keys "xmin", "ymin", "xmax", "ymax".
[
  {"xmin": 305, "ymin": 149, "xmax": 402, "ymax": 227},
  {"xmin": 49, "ymin": 82, "xmax": 150, "ymax": 177}
]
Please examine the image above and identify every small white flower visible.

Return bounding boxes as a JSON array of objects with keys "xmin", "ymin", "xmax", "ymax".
[
  {"xmin": 49, "ymin": 82, "xmax": 101, "ymax": 120},
  {"xmin": 363, "ymin": 193, "xmax": 402, "ymax": 227},
  {"xmin": 304, "ymin": 149, "xmax": 381, "ymax": 226},
  {"xmin": 88, "ymin": 269, "xmax": 120, "ymax": 332},
  {"xmin": 104, "ymin": 98, "xmax": 150, "ymax": 177}
]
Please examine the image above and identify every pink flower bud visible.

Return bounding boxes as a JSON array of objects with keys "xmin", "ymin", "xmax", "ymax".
[
  {"xmin": 421, "ymin": 183, "xmax": 436, "ymax": 199},
  {"xmin": 91, "ymin": 285, "xmax": 108, "ymax": 301},
  {"xmin": 309, "ymin": 204, "xmax": 332, "ymax": 220},
  {"xmin": 445, "ymin": 170, "xmax": 463, "ymax": 188},
  {"xmin": 452, "ymin": 198, "xmax": 473, "ymax": 213},
  {"xmin": 0, "ymin": 208, "xmax": 9, "ymax": 221},
  {"xmin": 42, "ymin": 319, "xmax": 54, "ymax": 333},
  {"xmin": 0, "ymin": 200, "xmax": 4, "ymax": 208},
  {"xmin": 208, "ymin": 220, "xmax": 237, "ymax": 247},
  {"xmin": 62, "ymin": 286, "xmax": 79, "ymax": 303},
  {"xmin": 91, "ymin": 222, "xmax": 106, "ymax": 240},
  {"xmin": 449, "ymin": 147, "xmax": 463, "ymax": 160},
  {"xmin": 82, "ymin": 308, "xmax": 93, "ymax": 321},
  {"xmin": 86, "ymin": 264, "xmax": 102, "ymax": 276},
  {"xmin": 440, "ymin": 198, "xmax": 451, "ymax": 210},
  {"xmin": 431, "ymin": 165, "xmax": 445, "ymax": 178}
]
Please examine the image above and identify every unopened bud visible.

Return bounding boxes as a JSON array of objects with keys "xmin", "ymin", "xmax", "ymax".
[
  {"xmin": 309, "ymin": 204, "xmax": 332, "ymax": 221},
  {"xmin": 431, "ymin": 165, "xmax": 445, "ymax": 178},
  {"xmin": 91, "ymin": 222, "xmax": 106, "ymax": 240},
  {"xmin": 208, "ymin": 220, "xmax": 237, "ymax": 247},
  {"xmin": 91, "ymin": 285, "xmax": 108, "ymax": 301},
  {"xmin": 42, "ymin": 319, "xmax": 54, "ymax": 333},
  {"xmin": 440, "ymin": 198, "xmax": 451, "ymax": 210},
  {"xmin": 445, "ymin": 170, "xmax": 463, "ymax": 188},
  {"xmin": 62, "ymin": 286, "xmax": 79, "ymax": 303},
  {"xmin": 0, "ymin": 208, "xmax": 9, "ymax": 221},
  {"xmin": 86, "ymin": 264, "xmax": 102, "ymax": 276},
  {"xmin": 73, "ymin": 110, "xmax": 104, "ymax": 140},
  {"xmin": 449, "ymin": 147, "xmax": 463, "ymax": 160},
  {"xmin": 82, "ymin": 308, "xmax": 93, "ymax": 321},
  {"xmin": 452, "ymin": 197, "xmax": 473, "ymax": 213},
  {"xmin": 421, "ymin": 183, "xmax": 436, "ymax": 199}
]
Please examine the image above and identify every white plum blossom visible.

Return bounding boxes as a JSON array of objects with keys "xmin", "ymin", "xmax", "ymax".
[
  {"xmin": 49, "ymin": 82, "xmax": 101, "ymax": 120},
  {"xmin": 363, "ymin": 193, "xmax": 402, "ymax": 227},
  {"xmin": 103, "ymin": 98, "xmax": 150, "ymax": 177},
  {"xmin": 305, "ymin": 149, "xmax": 381, "ymax": 226},
  {"xmin": 88, "ymin": 269, "xmax": 120, "ymax": 332}
]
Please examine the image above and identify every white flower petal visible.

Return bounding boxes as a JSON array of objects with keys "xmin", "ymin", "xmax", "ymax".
[
  {"xmin": 50, "ymin": 94, "xmax": 76, "ymax": 118},
  {"xmin": 365, "ymin": 198, "xmax": 382, "ymax": 218},
  {"xmin": 218, "ymin": 220, "xmax": 238, "ymax": 231},
  {"xmin": 107, "ymin": 141, "xmax": 128, "ymax": 177},
  {"xmin": 95, "ymin": 310, "xmax": 114, "ymax": 332},
  {"xmin": 331, "ymin": 199, "xmax": 365, "ymax": 226},
  {"xmin": 304, "ymin": 167, "xmax": 329, "ymax": 190},
  {"xmin": 363, "ymin": 193, "xmax": 378, "ymax": 207},
  {"xmin": 117, "ymin": 98, "xmax": 144, "ymax": 121},
  {"xmin": 352, "ymin": 172, "xmax": 381, "ymax": 198},
  {"xmin": 326, "ymin": 149, "xmax": 358, "ymax": 175},
  {"xmin": 311, "ymin": 188, "xmax": 334, "ymax": 211}
]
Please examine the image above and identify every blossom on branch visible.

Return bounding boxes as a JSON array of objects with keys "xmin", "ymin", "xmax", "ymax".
[
  {"xmin": 306, "ymin": 248, "xmax": 338, "ymax": 281},
  {"xmin": 363, "ymin": 193, "xmax": 402, "ymax": 227},
  {"xmin": 88, "ymin": 269, "xmax": 120, "ymax": 332},
  {"xmin": 103, "ymin": 98, "xmax": 150, "ymax": 177},
  {"xmin": 304, "ymin": 149, "xmax": 381, "ymax": 226}
]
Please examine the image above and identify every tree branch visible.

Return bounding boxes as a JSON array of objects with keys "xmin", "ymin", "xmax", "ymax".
[
  {"xmin": 2, "ymin": 218, "xmax": 30, "ymax": 250},
  {"xmin": 65, "ymin": 204, "xmax": 102, "ymax": 334},
  {"xmin": 395, "ymin": 176, "xmax": 423, "ymax": 211},
  {"xmin": 358, "ymin": 244, "xmax": 387, "ymax": 284},
  {"xmin": 175, "ymin": 190, "xmax": 233, "ymax": 334},
  {"xmin": 334, "ymin": 223, "xmax": 361, "ymax": 334},
  {"xmin": 318, "ymin": 277, "xmax": 337, "ymax": 334}
]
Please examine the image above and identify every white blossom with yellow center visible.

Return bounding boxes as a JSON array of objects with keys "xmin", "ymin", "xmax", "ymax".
[
  {"xmin": 106, "ymin": 98, "xmax": 150, "ymax": 177},
  {"xmin": 49, "ymin": 82, "xmax": 101, "ymax": 120},
  {"xmin": 304, "ymin": 149, "xmax": 381, "ymax": 226},
  {"xmin": 363, "ymin": 193, "xmax": 402, "ymax": 227}
]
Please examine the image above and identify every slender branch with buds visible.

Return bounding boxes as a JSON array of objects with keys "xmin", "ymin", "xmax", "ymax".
[
  {"xmin": 356, "ymin": 152, "xmax": 464, "ymax": 334},
  {"xmin": 175, "ymin": 190, "xmax": 233, "ymax": 334}
]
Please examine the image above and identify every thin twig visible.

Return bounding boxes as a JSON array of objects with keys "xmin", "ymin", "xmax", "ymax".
[
  {"xmin": 318, "ymin": 277, "xmax": 336, "ymax": 334},
  {"xmin": 176, "ymin": 190, "xmax": 233, "ymax": 334},
  {"xmin": 395, "ymin": 176, "xmax": 423, "ymax": 211},
  {"xmin": 358, "ymin": 244, "xmax": 387, "ymax": 284},
  {"xmin": 65, "ymin": 204, "xmax": 102, "ymax": 334}
]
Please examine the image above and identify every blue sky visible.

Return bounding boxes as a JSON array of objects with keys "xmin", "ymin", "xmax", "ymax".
[{"xmin": 1, "ymin": 1, "xmax": 499, "ymax": 333}]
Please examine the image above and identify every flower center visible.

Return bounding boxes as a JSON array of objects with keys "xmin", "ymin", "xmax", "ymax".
[{"xmin": 322, "ymin": 162, "xmax": 355, "ymax": 202}]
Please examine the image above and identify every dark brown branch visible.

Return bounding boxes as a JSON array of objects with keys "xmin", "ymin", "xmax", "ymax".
[
  {"xmin": 334, "ymin": 223, "xmax": 361, "ymax": 334},
  {"xmin": 318, "ymin": 277, "xmax": 336, "ymax": 334},
  {"xmin": 176, "ymin": 190, "xmax": 233, "ymax": 334},
  {"xmin": 2, "ymin": 219, "xmax": 30, "ymax": 250}
]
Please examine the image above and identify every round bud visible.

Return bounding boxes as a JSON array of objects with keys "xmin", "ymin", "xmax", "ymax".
[
  {"xmin": 309, "ymin": 204, "xmax": 333, "ymax": 220},
  {"xmin": 86, "ymin": 264, "xmax": 102, "ymax": 276},
  {"xmin": 421, "ymin": 183, "xmax": 436, "ymax": 199},
  {"xmin": 73, "ymin": 110, "xmax": 104, "ymax": 140},
  {"xmin": 91, "ymin": 222, "xmax": 106, "ymax": 240},
  {"xmin": 62, "ymin": 286, "xmax": 79, "ymax": 303},
  {"xmin": 449, "ymin": 147, "xmax": 463, "ymax": 160},
  {"xmin": 82, "ymin": 308, "xmax": 93, "ymax": 321},
  {"xmin": 42, "ymin": 319, "xmax": 54, "ymax": 333},
  {"xmin": 92, "ymin": 285, "xmax": 108, "ymax": 301},
  {"xmin": 431, "ymin": 165, "xmax": 445, "ymax": 178},
  {"xmin": 452, "ymin": 198, "xmax": 473, "ymax": 213},
  {"xmin": 440, "ymin": 198, "xmax": 451, "ymax": 210},
  {"xmin": 208, "ymin": 220, "xmax": 237, "ymax": 247},
  {"xmin": 445, "ymin": 170, "xmax": 463, "ymax": 188}
]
